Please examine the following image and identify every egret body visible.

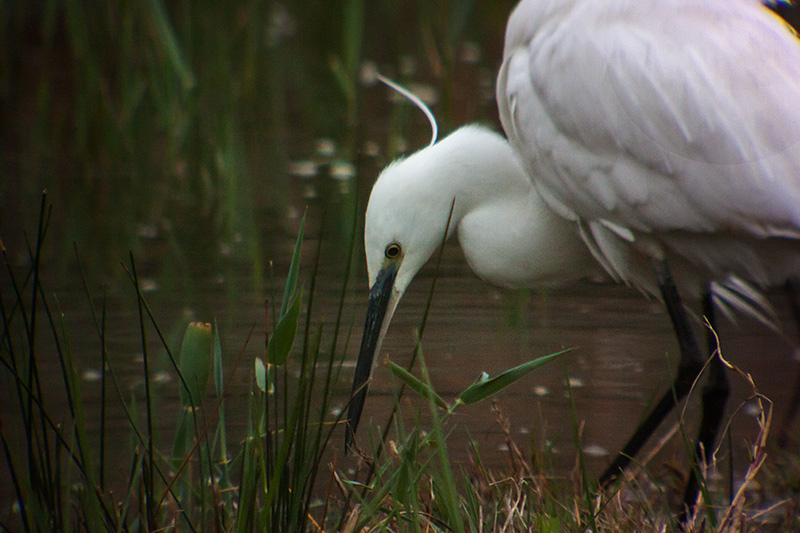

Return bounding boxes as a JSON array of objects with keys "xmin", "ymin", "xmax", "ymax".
[
  {"xmin": 347, "ymin": 0, "xmax": 800, "ymax": 515},
  {"xmin": 498, "ymin": 0, "xmax": 800, "ymax": 299}
]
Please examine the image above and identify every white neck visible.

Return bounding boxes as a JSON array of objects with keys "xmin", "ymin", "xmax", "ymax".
[
  {"xmin": 378, "ymin": 126, "xmax": 599, "ymax": 288},
  {"xmin": 446, "ymin": 128, "xmax": 598, "ymax": 287}
]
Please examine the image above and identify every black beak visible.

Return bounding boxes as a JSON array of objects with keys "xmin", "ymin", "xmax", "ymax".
[{"xmin": 345, "ymin": 262, "xmax": 399, "ymax": 453}]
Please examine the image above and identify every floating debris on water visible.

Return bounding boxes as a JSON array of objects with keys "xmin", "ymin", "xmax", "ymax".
[
  {"xmin": 582, "ymin": 444, "xmax": 609, "ymax": 457},
  {"xmin": 360, "ymin": 61, "xmax": 379, "ymax": 86},
  {"xmin": 82, "ymin": 368, "xmax": 102, "ymax": 382},
  {"xmin": 533, "ymin": 385, "xmax": 550, "ymax": 397},
  {"xmin": 363, "ymin": 140, "xmax": 380, "ymax": 157},
  {"xmin": 139, "ymin": 278, "xmax": 159, "ymax": 293},
  {"xmin": 567, "ymin": 377, "xmax": 584, "ymax": 388},
  {"xmin": 288, "ymin": 160, "xmax": 318, "ymax": 178},
  {"xmin": 153, "ymin": 371, "xmax": 172, "ymax": 384},
  {"xmin": 330, "ymin": 161, "xmax": 355, "ymax": 181},
  {"xmin": 315, "ymin": 138, "xmax": 336, "ymax": 158}
]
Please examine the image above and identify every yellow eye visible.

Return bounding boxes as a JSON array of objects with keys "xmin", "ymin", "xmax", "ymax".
[{"xmin": 385, "ymin": 242, "xmax": 402, "ymax": 259}]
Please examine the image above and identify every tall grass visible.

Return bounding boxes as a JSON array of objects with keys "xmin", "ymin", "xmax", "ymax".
[
  {"xmin": 2, "ymin": 194, "xmax": 796, "ymax": 532},
  {"xmin": 0, "ymin": 193, "xmax": 564, "ymax": 531}
]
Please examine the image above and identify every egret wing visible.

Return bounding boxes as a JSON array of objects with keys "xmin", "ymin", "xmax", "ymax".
[{"xmin": 499, "ymin": 0, "xmax": 800, "ymax": 239}]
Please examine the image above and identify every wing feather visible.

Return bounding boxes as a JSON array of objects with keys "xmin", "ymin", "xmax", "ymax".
[{"xmin": 500, "ymin": 0, "xmax": 800, "ymax": 239}]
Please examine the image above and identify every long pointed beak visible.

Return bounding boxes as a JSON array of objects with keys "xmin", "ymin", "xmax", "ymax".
[{"xmin": 345, "ymin": 262, "xmax": 400, "ymax": 453}]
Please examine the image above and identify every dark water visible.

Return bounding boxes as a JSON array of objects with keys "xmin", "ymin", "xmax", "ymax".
[
  {"xmin": 3, "ymin": 159, "xmax": 800, "ymax": 527},
  {"xmin": 349, "ymin": 247, "xmax": 800, "ymax": 475},
  {"xmin": 1, "ymin": 197, "xmax": 799, "ymax": 514}
]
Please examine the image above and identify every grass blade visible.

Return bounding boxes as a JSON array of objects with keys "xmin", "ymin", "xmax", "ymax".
[
  {"xmin": 458, "ymin": 349, "xmax": 570, "ymax": 405},
  {"xmin": 279, "ymin": 212, "xmax": 306, "ymax": 317},
  {"xmin": 267, "ymin": 286, "xmax": 303, "ymax": 366},
  {"xmin": 144, "ymin": 0, "xmax": 195, "ymax": 89},
  {"xmin": 386, "ymin": 359, "xmax": 449, "ymax": 411}
]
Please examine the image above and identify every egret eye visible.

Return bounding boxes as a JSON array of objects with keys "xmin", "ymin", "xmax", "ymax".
[{"xmin": 385, "ymin": 242, "xmax": 402, "ymax": 259}]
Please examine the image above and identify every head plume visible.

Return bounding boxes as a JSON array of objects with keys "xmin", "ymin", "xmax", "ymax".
[{"xmin": 377, "ymin": 73, "xmax": 439, "ymax": 148}]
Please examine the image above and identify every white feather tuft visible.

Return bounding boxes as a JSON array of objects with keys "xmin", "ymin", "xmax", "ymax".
[{"xmin": 377, "ymin": 74, "xmax": 439, "ymax": 147}]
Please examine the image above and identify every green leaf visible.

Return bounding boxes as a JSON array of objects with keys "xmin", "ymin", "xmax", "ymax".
[
  {"xmin": 280, "ymin": 212, "xmax": 305, "ymax": 316},
  {"xmin": 213, "ymin": 321, "xmax": 224, "ymax": 397},
  {"xmin": 387, "ymin": 360, "xmax": 449, "ymax": 410},
  {"xmin": 458, "ymin": 349, "xmax": 571, "ymax": 405},
  {"xmin": 267, "ymin": 285, "xmax": 303, "ymax": 366},
  {"xmin": 171, "ymin": 408, "xmax": 192, "ymax": 463},
  {"xmin": 178, "ymin": 322, "xmax": 213, "ymax": 407},
  {"xmin": 254, "ymin": 357, "xmax": 267, "ymax": 393}
]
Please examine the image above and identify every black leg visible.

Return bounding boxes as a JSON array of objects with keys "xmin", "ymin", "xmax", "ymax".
[
  {"xmin": 680, "ymin": 292, "xmax": 730, "ymax": 521},
  {"xmin": 599, "ymin": 260, "xmax": 705, "ymax": 486},
  {"xmin": 778, "ymin": 277, "xmax": 800, "ymax": 448}
]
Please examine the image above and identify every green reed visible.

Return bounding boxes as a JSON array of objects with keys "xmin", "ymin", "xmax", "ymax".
[{"xmin": 1, "ymin": 190, "xmax": 796, "ymax": 532}]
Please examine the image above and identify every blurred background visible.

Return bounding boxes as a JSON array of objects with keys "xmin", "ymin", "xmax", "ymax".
[{"xmin": 1, "ymin": 0, "xmax": 520, "ymax": 285}]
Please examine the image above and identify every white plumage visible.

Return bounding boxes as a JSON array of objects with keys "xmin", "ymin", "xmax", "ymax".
[
  {"xmin": 347, "ymin": 1, "xmax": 800, "ymax": 499},
  {"xmin": 364, "ymin": 125, "xmax": 599, "ymax": 294},
  {"xmin": 498, "ymin": 0, "xmax": 800, "ymax": 304}
]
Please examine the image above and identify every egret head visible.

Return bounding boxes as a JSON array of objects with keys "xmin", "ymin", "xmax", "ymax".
[
  {"xmin": 344, "ymin": 125, "xmax": 538, "ymax": 451},
  {"xmin": 345, "ymin": 135, "xmax": 461, "ymax": 452}
]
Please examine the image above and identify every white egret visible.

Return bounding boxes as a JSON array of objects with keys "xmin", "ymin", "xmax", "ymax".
[{"xmin": 347, "ymin": 0, "xmax": 800, "ymax": 515}]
